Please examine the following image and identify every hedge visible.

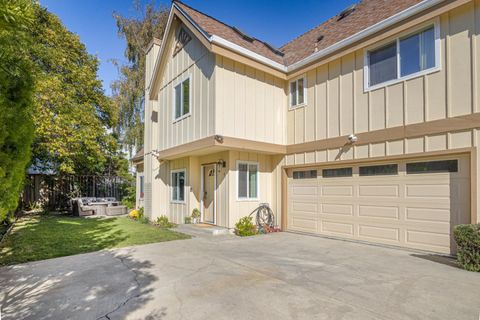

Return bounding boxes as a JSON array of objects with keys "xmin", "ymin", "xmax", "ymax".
[{"xmin": 453, "ymin": 224, "xmax": 480, "ymax": 272}]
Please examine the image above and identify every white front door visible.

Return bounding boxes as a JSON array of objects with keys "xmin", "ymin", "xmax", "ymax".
[{"xmin": 202, "ymin": 164, "xmax": 216, "ymax": 224}]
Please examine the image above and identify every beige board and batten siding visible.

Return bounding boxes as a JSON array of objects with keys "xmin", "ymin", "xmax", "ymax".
[
  {"xmin": 157, "ymin": 22, "xmax": 216, "ymax": 151},
  {"xmin": 215, "ymin": 56, "xmax": 287, "ymax": 145},
  {"xmin": 287, "ymin": 3, "xmax": 480, "ymax": 148}
]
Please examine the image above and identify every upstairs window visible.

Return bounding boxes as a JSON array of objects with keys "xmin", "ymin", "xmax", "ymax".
[
  {"xmin": 366, "ymin": 23, "xmax": 439, "ymax": 89},
  {"xmin": 173, "ymin": 76, "xmax": 190, "ymax": 121},
  {"xmin": 289, "ymin": 77, "xmax": 306, "ymax": 108}
]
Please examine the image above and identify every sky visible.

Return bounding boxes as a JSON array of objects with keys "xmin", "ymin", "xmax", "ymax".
[{"xmin": 41, "ymin": 0, "xmax": 356, "ymax": 96}]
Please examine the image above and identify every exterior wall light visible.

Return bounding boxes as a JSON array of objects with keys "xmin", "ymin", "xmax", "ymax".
[{"xmin": 347, "ymin": 134, "xmax": 358, "ymax": 144}]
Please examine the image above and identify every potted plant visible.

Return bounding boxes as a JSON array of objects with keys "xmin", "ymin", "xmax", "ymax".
[{"xmin": 191, "ymin": 208, "xmax": 201, "ymax": 224}]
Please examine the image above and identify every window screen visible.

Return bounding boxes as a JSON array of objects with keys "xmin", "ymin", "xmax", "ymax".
[
  {"xmin": 406, "ymin": 160, "xmax": 458, "ymax": 174},
  {"xmin": 359, "ymin": 164, "xmax": 398, "ymax": 176},
  {"xmin": 368, "ymin": 42, "xmax": 397, "ymax": 86},
  {"xmin": 293, "ymin": 170, "xmax": 317, "ymax": 179},
  {"xmin": 322, "ymin": 167, "xmax": 352, "ymax": 178}
]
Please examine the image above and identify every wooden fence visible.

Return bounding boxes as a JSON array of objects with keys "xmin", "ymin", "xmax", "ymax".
[{"xmin": 21, "ymin": 175, "xmax": 132, "ymax": 211}]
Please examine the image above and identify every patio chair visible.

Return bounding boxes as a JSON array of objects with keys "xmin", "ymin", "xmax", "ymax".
[{"xmin": 72, "ymin": 198, "xmax": 97, "ymax": 216}]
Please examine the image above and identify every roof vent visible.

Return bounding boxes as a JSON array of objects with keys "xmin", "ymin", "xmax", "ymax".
[
  {"xmin": 232, "ymin": 26, "xmax": 255, "ymax": 42},
  {"xmin": 263, "ymin": 42, "xmax": 285, "ymax": 57},
  {"xmin": 337, "ymin": 4, "xmax": 356, "ymax": 21},
  {"xmin": 316, "ymin": 35, "xmax": 324, "ymax": 42}
]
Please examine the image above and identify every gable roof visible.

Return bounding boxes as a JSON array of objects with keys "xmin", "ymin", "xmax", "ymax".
[
  {"xmin": 174, "ymin": 1, "xmax": 285, "ymax": 64},
  {"xmin": 174, "ymin": 0, "xmax": 433, "ymax": 68},
  {"xmin": 131, "ymin": 148, "xmax": 144, "ymax": 163}
]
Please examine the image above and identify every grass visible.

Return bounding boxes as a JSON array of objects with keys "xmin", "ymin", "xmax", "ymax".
[{"xmin": 0, "ymin": 213, "xmax": 190, "ymax": 266}]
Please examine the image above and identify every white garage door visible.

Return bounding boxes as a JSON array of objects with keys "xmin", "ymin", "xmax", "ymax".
[{"xmin": 287, "ymin": 155, "xmax": 471, "ymax": 254}]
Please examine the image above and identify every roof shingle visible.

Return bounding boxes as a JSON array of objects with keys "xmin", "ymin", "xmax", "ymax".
[{"xmin": 174, "ymin": 0, "xmax": 425, "ymax": 67}]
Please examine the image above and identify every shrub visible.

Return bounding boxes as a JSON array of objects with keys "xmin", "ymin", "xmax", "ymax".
[
  {"xmin": 121, "ymin": 186, "xmax": 136, "ymax": 209},
  {"xmin": 184, "ymin": 216, "xmax": 192, "ymax": 224},
  {"xmin": 234, "ymin": 216, "xmax": 257, "ymax": 237},
  {"xmin": 156, "ymin": 215, "xmax": 175, "ymax": 228},
  {"xmin": 128, "ymin": 209, "xmax": 143, "ymax": 220},
  {"xmin": 191, "ymin": 208, "xmax": 201, "ymax": 219},
  {"xmin": 454, "ymin": 224, "xmax": 480, "ymax": 272}
]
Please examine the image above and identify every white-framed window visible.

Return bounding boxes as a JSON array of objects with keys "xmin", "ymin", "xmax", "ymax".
[
  {"xmin": 173, "ymin": 75, "xmax": 191, "ymax": 121},
  {"xmin": 364, "ymin": 20, "xmax": 440, "ymax": 91},
  {"xmin": 139, "ymin": 175, "xmax": 144, "ymax": 199},
  {"xmin": 289, "ymin": 76, "xmax": 306, "ymax": 108},
  {"xmin": 171, "ymin": 169, "xmax": 186, "ymax": 203},
  {"xmin": 237, "ymin": 161, "xmax": 259, "ymax": 200}
]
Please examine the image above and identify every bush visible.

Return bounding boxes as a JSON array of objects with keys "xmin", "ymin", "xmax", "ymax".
[
  {"xmin": 128, "ymin": 209, "xmax": 143, "ymax": 220},
  {"xmin": 454, "ymin": 224, "xmax": 480, "ymax": 272},
  {"xmin": 234, "ymin": 216, "xmax": 257, "ymax": 237},
  {"xmin": 184, "ymin": 216, "xmax": 192, "ymax": 224},
  {"xmin": 191, "ymin": 208, "xmax": 201, "ymax": 219},
  {"xmin": 156, "ymin": 215, "xmax": 175, "ymax": 228},
  {"xmin": 121, "ymin": 186, "xmax": 136, "ymax": 209}
]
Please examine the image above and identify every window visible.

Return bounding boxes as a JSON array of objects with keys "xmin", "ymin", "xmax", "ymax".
[
  {"xmin": 139, "ymin": 175, "xmax": 145, "ymax": 198},
  {"xmin": 293, "ymin": 170, "xmax": 317, "ymax": 179},
  {"xmin": 237, "ymin": 161, "xmax": 258, "ymax": 200},
  {"xmin": 171, "ymin": 169, "xmax": 186, "ymax": 202},
  {"xmin": 407, "ymin": 160, "xmax": 458, "ymax": 174},
  {"xmin": 322, "ymin": 167, "xmax": 352, "ymax": 178},
  {"xmin": 290, "ymin": 77, "xmax": 306, "ymax": 108},
  {"xmin": 173, "ymin": 77, "xmax": 190, "ymax": 120},
  {"xmin": 359, "ymin": 164, "xmax": 398, "ymax": 176},
  {"xmin": 366, "ymin": 23, "xmax": 438, "ymax": 89}
]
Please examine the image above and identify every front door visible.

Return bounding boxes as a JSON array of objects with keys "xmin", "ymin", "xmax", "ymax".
[{"xmin": 203, "ymin": 164, "xmax": 216, "ymax": 223}]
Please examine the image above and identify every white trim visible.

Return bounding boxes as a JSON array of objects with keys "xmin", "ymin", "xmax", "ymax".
[
  {"xmin": 286, "ymin": 0, "xmax": 444, "ymax": 72},
  {"xmin": 200, "ymin": 164, "xmax": 217, "ymax": 224},
  {"xmin": 170, "ymin": 168, "xmax": 187, "ymax": 203},
  {"xmin": 363, "ymin": 18, "xmax": 441, "ymax": 92},
  {"xmin": 172, "ymin": 74, "xmax": 192, "ymax": 122},
  {"xmin": 236, "ymin": 160, "xmax": 260, "ymax": 201},
  {"xmin": 210, "ymin": 35, "xmax": 287, "ymax": 71},
  {"xmin": 289, "ymin": 75, "xmax": 307, "ymax": 110}
]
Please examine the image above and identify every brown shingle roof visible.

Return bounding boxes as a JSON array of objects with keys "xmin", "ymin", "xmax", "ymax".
[
  {"xmin": 280, "ymin": 0, "xmax": 423, "ymax": 65},
  {"xmin": 174, "ymin": 0, "xmax": 425, "ymax": 67},
  {"xmin": 174, "ymin": 1, "xmax": 285, "ymax": 64}
]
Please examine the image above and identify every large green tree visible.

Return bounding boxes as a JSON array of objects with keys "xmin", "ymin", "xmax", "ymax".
[
  {"xmin": 0, "ymin": 0, "xmax": 36, "ymax": 222},
  {"xmin": 112, "ymin": 1, "xmax": 169, "ymax": 153},
  {"xmin": 31, "ymin": 5, "xmax": 118, "ymax": 175}
]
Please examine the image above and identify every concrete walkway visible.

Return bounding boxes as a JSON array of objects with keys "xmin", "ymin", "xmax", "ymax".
[{"xmin": 0, "ymin": 231, "xmax": 479, "ymax": 320}]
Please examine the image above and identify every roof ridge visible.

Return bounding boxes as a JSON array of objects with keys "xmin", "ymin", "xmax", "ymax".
[{"xmin": 173, "ymin": 0, "xmax": 238, "ymax": 37}]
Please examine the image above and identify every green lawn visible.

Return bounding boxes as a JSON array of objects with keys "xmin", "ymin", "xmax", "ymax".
[{"xmin": 0, "ymin": 214, "xmax": 190, "ymax": 266}]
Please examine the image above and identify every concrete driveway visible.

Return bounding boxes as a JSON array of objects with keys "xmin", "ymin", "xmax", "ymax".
[{"xmin": 1, "ymin": 229, "xmax": 479, "ymax": 320}]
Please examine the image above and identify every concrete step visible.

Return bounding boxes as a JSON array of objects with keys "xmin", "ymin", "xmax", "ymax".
[{"xmin": 176, "ymin": 223, "xmax": 234, "ymax": 237}]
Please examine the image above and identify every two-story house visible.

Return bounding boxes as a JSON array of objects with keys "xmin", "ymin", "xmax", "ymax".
[{"xmin": 141, "ymin": 0, "xmax": 480, "ymax": 254}]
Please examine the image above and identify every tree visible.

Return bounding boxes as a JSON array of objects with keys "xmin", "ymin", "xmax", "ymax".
[
  {"xmin": 112, "ymin": 1, "xmax": 169, "ymax": 154},
  {"xmin": 0, "ymin": 0, "xmax": 36, "ymax": 222},
  {"xmin": 30, "ymin": 5, "xmax": 118, "ymax": 175}
]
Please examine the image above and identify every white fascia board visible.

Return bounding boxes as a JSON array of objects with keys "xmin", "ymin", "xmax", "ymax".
[
  {"xmin": 286, "ymin": 0, "xmax": 445, "ymax": 72},
  {"xmin": 209, "ymin": 35, "xmax": 287, "ymax": 72}
]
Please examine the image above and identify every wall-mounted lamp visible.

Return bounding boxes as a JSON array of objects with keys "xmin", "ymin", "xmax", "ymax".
[{"xmin": 217, "ymin": 159, "xmax": 226, "ymax": 168}]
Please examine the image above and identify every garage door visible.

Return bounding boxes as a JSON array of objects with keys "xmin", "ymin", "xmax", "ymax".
[{"xmin": 287, "ymin": 155, "xmax": 471, "ymax": 254}]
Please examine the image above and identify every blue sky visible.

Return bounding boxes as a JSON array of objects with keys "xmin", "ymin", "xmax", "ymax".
[{"xmin": 41, "ymin": 0, "xmax": 356, "ymax": 96}]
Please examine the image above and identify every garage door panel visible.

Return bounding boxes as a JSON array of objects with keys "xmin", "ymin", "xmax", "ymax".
[
  {"xmin": 405, "ymin": 230, "xmax": 451, "ymax": 251},
  {"xmin": 358, "ymin": 225, "xmax": 400, "ymax": 242},
  {"xmin": 321, "ymin": 204, "xmax": 353, "ymax": 216},
  {"xmin": 358, "ymin": 205, "xmax": 400, "ymax": 220},
  {"xmin": 405, "ymin": 207, "xmax": 451, "ymax": 223},
  {"xmin": 321, "ymin": 221, "xmax": 354, "ymax": 236},
  {"xmin": 321, "ymin": 185, "xmax": 353, "ymax": 196},
  {"xmin": 287, "ymin": 155, "xmax": 470, "ymax": 254},
  {"xmin": 405, "ymin": 184, "xmax": 451, "ymax": 198},
  {"xmin": 359, "ymin": 185, "xmax": 399, "ymax": 197}
]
